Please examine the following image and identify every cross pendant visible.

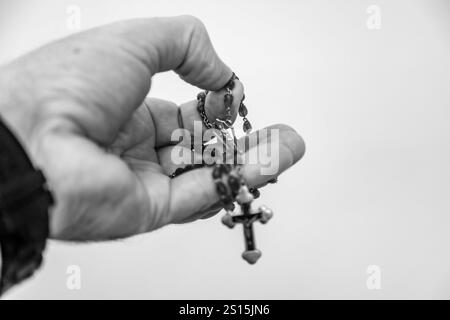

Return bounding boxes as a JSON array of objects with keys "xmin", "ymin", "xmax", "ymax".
[{"xmin": 222, "ymin": 199, "xmax": 273, "ymax": 264}]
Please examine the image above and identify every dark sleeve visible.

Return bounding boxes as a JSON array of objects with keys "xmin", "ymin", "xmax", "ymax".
[{"xmin": 0, "ymin": 116, "xmax": 53, "ymax": 295}]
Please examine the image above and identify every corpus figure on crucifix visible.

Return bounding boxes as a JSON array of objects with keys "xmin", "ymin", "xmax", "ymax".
[{"xmin": 222, "ymin": 185, "xmax": 273, "ymax": 264}]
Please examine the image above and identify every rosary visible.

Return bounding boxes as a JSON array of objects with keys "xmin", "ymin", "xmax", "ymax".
[{"xmin": 170, "ymin": 73, "xmax": 274, "ymax": 264}]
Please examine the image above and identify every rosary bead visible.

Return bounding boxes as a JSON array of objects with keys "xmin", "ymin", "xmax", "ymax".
[
  {"xmin": 212, "ymin": 166, "xmax": 222, "ymax": 179},
  {"xmin": 169, "ymin": 161, "xmax": 207, "ymax": 178},
  {"xmin": 222, "ymin": 163, "xmax": 232, "ymax": 173},
  {"xmin": 228, "ymin": 174, "xmax": 241, "ymax": 194},
  {"xmin": 216, "ymin": 181, "xmax": 229, "ymax": 197},
  {"xmin": 226, "ymin": 79, "xmax": 235, "ymax": 90},
  {"xmin": 224, "ymin": 202, "xmax": 235, "ymax": 211},
  {"xmin": 224, "ymin": 73, "xmax": 237, "ymax": 90},
  {"xmin": 236, "ymin": 185, "xmax": 254, "ymax": 204},
  {"xmin": 193, "ymin": 163, "xmax": 204, "ymax": 169},
  {"xmin": 197, "ymin": 92, "xmax": 206, "ymax": 101},
  {"xmin": 174, "ymin": 167, "xmax": 184, "ymax": 176},
  {"xmin": 238, "ymin": 103, "xmax": 248, "ymax": 117},
  {"xmin": 221, "ymin": 212, "xmax": 235, "ymax": 228},
  {"xmin": 224, "ymin": 93, "xmax": 233, "ymax": 108},
  {"xmin": 243, "ymin": 120, "xmax": 252, "ymax": 133},
  {"xmin": 213, "ymin": 164, "xmax": 232, "ymax": 178},
  {"xmin": 259, "ymin": 205, "xmax": 274, "ymax": 224},
  {"xmin": 221, "ymin": 194, "xmax": 233, "ymax": 204},
  {"xmin": 250, "ymin": 188, "xmax": 260, "ymax": 199}
]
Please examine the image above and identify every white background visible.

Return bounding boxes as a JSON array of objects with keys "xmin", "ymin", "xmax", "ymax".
[{"xmin": 1, "ymin": 0, "xmax": 450, "ymax": 299}]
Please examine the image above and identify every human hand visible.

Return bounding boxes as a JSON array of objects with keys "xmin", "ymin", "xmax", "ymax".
[{"xmin": 0, "ymin": 16, "xmax": 305, "ymax": 241}]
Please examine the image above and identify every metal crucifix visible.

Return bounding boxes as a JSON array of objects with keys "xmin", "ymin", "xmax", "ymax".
[
  {"xmin": 214, "ymin": 120, "xmax": 273, "ymax": 264},
  {"xmin": 222, "ymin": 197, "xmax": 273, "ymax": 264}
]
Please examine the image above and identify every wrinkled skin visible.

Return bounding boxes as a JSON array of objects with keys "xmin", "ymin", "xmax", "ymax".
[{"xmin": 0, "ymin": 16, "xmax": 305, "ymax": 241}]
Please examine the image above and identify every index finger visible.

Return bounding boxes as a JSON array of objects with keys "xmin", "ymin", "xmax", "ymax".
[
  {"xmin": 22, "ymin": 15, "xmax": 234, "ymax": 144},
  {"xmin": 112, "ymin": 15, "xmax": 233, "ymax": 90}
]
